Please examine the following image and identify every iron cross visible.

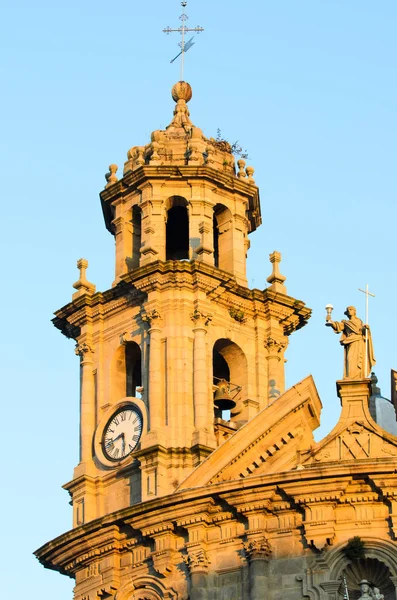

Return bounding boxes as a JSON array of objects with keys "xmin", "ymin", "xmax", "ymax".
[
  {"xmin": 358, "ymin": 283, "xmax": 375, "ymax": 377},
  {"xmin": 163, "ymin": 1, "xmax": 204, "ymax": 80}
]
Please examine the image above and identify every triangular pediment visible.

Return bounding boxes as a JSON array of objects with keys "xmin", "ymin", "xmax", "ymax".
[
  {"xmin": 178, "ymin": 376, "xmax": 322, "ymax": 490},
  {"xmin": 302, "ymin": 379, "xmax": 397, "ymax": 466}
]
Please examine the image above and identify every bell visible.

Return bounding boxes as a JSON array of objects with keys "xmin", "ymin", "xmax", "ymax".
[{"xmin": 214, "ymin": 381, "xmax": 236, "ymax": 411}]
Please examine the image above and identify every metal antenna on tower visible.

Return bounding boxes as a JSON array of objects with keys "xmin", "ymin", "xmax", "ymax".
[{"xmin": 163, "ymin": 1, "xmax": 204, "ymax": 80}]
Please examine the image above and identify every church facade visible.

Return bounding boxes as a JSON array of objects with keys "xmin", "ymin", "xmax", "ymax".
[{"xmin": 35, "ymin": 82, "xmax": 397, "ymax": 600}]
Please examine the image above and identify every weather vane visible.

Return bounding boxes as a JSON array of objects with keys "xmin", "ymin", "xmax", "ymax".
[{"xmin": 163, "ymin": 1, "xmax": 204, "ymax": 81}]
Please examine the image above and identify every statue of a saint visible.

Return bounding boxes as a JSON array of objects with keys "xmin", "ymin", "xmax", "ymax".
[
  {"xmin": 326, "ymin": 306, "xmax": 375, "ymax": 379},
  {"xmin": 358, "ymin": 580, "xmax": 373, "ymax": 600},
  {"xmin": 371, "ymin": 588, "xmax": 384, "ymax": 600}
]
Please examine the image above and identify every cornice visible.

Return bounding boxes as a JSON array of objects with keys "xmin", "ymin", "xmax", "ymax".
[
  {"xmin": 52, "ymin": 261, "xmax": 311, "ymax": 339},
  {"xmin": 100, "ymin": 165, "xmax": 261, "ymax": 234},
  {"xmin": 35, "ymin": 457, "xmax": 397, "ymax": 575}
]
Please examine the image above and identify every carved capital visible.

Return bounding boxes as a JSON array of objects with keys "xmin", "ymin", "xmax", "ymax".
[
  {"xmin": 191, "ymin": 309, "xmax": 212, "ymax": 327},
  {"xmin": 264, "ymin": 336, "xmax": 288, "ymax": 354},
  {"xmin": 243, "ymin": 536, "xmax": 272, "ymax": 562},
  {"xmin": 198, "ymin": 221, "xmax": 211, "ymax": 235},
  {"xmin": 141, "ymin": 308, "xmax": 162, "ymax": 326},
  {"xmin": 184, "ymin": 547, "xmax": 211, "ymax": 573},
  {"xmin": 229, "ymin": 306, "xmax": 246, "ymax": 323},
  {"xmin": 75, "ymin": 343, "xmax": 94, "ymax": 357}
]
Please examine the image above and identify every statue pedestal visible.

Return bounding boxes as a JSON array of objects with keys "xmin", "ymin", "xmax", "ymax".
[{"xmin": 336, "ymin": 378, "xmax": 372, "ymax": 422}]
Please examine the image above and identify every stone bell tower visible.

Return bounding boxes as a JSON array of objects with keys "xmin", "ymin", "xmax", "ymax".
[{"xmin": 52, "ymin": 81, "xmax": 311, "ymax": 527}]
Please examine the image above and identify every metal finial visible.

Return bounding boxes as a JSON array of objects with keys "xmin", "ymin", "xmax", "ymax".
[{"xmin": 163, "ymin": 1, "xmax": 204, "ymax": 80}]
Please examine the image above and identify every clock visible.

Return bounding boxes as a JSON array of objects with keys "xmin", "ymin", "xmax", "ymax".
[{"xmin": 102, "ymin": 406, "xmax": 143, "ymax": 461}]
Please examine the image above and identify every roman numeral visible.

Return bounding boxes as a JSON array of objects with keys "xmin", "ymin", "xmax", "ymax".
[
  {"xmin": 132, "ymin": 434, "xmax": 140, "ymax": 441},
  {"xmin": 113, "ymin": 448, "xmax": 119, "ymax": 458},
  {"xmin": 112, "ymin": 417, "xmax": 119, "ymax": 426},
  {"xmin": 120, "ymin": 412, "xmax": 126, "ymax": 422}
]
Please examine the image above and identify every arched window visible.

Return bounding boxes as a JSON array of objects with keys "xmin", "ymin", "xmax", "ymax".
[
  {"xmin": 213, "ymin": 204, "xmax": 233, "ymax": 272},
  {"xmin": 131, "ymin": 205, "xmax": 142, "ymax": 269},
  {"xmin": 213, "ymin": 213, "xmax": 219, "ymax": 268},
  {"xmin": 125, "ymin": 342, "xmax": 142, "ymax": 397},
  {"xmin": 213, "ymin": 339, "xmax": 247, "ymax": 419},
  {"xmin": 166, "ymin": 197, "xmax": 189, "ymax": 260},
  {"xmin": 111, "ymin": 342, "xmax": 142, "ymax": 401}
]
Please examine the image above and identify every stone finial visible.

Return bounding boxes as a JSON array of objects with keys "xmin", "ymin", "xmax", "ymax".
[
  {"xmin": 245, "ymin": 165, "xmax": 255, "ymax": 184},
  {"xmin": 72, "ymin": 258, "xmax": 96, "ymax": 300},
  {"xmin": 205, "ymin": 145, "xmax": 215, "ymax": 165},
  {"xmin": 237, "ymin": 159, "xmax": 247, "ymax": 178},
  {"xmin": 168, "ymin": 81, "xmax": 193, "ymax": 131},
  {"xmin": 105, "ymin": 164, "xmax": 118, "ymax": 188},
  {"xmin": 266, "ymin": 251, "xmax": 287, "ymax": 293},
  {"xmin": 171, "ymin": 81, "xmax": 192, "ymax": 102}
]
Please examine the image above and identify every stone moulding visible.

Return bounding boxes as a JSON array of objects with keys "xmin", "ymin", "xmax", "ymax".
[{"xmin": 35, "ymin": 457, "xmax": 397, "ymax": 578}]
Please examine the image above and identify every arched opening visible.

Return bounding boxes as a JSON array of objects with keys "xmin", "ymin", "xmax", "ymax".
[
  {"xmin": 166, "ymin": 197, "xmax": 189, "ymax": 260},
  {"xmin": 342, "ymin": 557, "xmax": 395, "ymax": 600},
  {"xmin": 213, "ymin": 213, "xmax": 219, "ymax": 268},
  {"xmin": 213, "ymin": 339, "xmax": 247, "ymax": 420},
  {"xmin": 111, "ymin": 342, "xmax": 142, "ymax": 401},
  {"xmin": 131, "ymin": 205, "xmax": 142, "ymax": 269},
  {"xmin": 125, "ymin": 342, "xmax": 142, "ymax": 397},
  {"xmin": 213, "ymin": 204, "xmax": 233, "ymax": 272}
]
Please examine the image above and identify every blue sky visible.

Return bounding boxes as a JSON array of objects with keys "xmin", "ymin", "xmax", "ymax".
[{"xmin": 1, "ymin": 1, "xmax": 396, "ymax": 598}]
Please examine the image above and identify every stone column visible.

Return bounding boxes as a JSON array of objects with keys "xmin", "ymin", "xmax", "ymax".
[
  {"xmin": 191, "ymin": 310, "xmax": 212, "ymax": 446},
  {"xmin": 185, "ymin": 547, "xmax": 211, "ymax": 600},
  {"xmin": 142, "ymin": 309, "xmax": 164, "ymax": 433},
  {"xmin": 244, "ymin": 537, "xmax": 272, "ymax": 600},
  {"xmin": 264, "ymin": 335, "xmax": 288, "ymax": 402},
  {"xmin": 75, "ymin": 342, "xmax": 95, "ymax": 464}
]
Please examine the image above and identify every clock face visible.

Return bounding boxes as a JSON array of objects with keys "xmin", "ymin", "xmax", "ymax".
[{"xmin": 102, "ymin": 407, "xmax": 143, "ymax": 461}]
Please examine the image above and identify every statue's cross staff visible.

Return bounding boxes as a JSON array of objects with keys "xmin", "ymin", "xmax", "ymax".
[
  {"xmin": 163, "ymin": 1, "xmax": 204, "ymax": 81},
  {"xmin": 358, "ymin": 283, "xmax": 375, "ymax": 377},
  {"xmin": 343, "ymin": 576, "xmax": 350, "ymax": 600}
]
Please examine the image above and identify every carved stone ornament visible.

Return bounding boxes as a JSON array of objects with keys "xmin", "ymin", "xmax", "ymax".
[
  {"xmin": 151, "ymin": 549, "xmax": 176, "ymax": 576},
  {"xmin": 72, "ymin": 258, "xmax": 96, "ymax": 298},
  {"xmin": 243, "ymin": 537, "xmax": 272, "ymax": 561},
  {"xmin": 75, "ymin": 343, "xmax": 94, "ymax": 357},
  {"xmin": 264, "ymin": 336, "xmax": 288, "ymax": 353},
  {"xmin": 120, "ymin": 331, "xmax": 133, "ymax": 345},
  {"xmin": 229, "ymin": 306, "xmax": 246, "ymax": 323},
  {"xmin": 266, "ymin": 250, "xmax": 287, "ymax": 293},
  {"xmin": 105, "ymin": 164, "xmax": 118, "ymax": 188},
  {"xmin": 190, "ymin": 309, "xmax": 212, "ymax": 327},
  {"xmin": 141, "ymin": 309, "xmax": 162, "ymax": 325},
  {"xmin": 184, "ymin": 548, "xmax": 211, "ymax": 572}
]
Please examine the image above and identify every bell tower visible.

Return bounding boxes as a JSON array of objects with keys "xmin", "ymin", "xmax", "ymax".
[{"xmin": 53, "ymin": 82, "xmax": 311, "ymax": 526}]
